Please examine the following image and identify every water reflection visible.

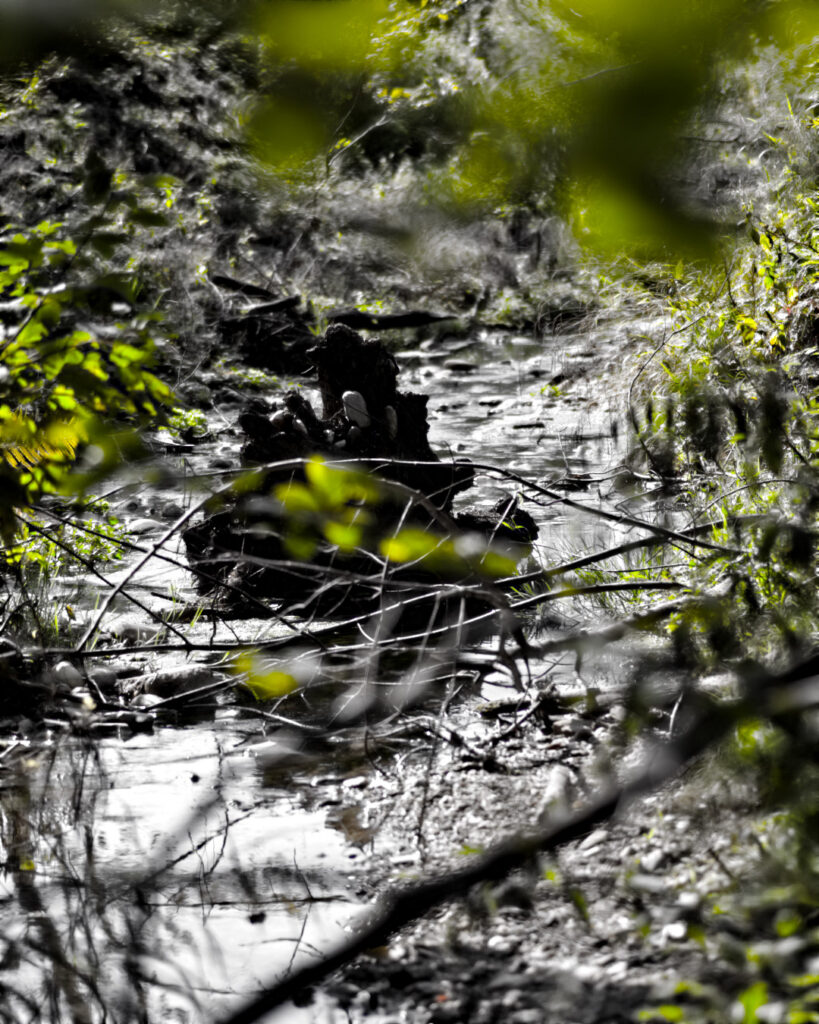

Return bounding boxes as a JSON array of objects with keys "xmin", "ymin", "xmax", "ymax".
[
  {"xmin": 0, "ymin": 724, "xmax": 360, "ymax": 1023},
  {"xmin": 0, "ymin": 327, "xmax": 641, "ymax": 1022}
]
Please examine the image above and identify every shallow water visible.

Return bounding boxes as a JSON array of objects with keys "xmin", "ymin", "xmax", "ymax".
[
  {"xmin": 2, "ymin": 721, "xmax": 362, "ymax": 1022},
  {"xmin": 4, "ymin": 323, "xmax": 652, "ymax": 1022}
]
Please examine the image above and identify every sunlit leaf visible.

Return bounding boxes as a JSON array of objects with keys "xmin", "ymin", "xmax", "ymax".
[
  {"xmin": 737, "ymin": 981, "xmax": 768, "ymax": 1024},
  {"xmin": 234, "ymin": 651, "xmax": 299, "ymax": 700},
  {"xmin": 324, "ymin": 519, "xmax": 363, "ymax": 551},
  {"xmin": 381, "ymin": 527, "xmax": 440, "ymax": 564},
  {"xmin": 257, "ymin": 0, "xmax": 390, "ymax": 72},
  {"xmin": 275, "ymin": 480, "xmax": 320, "ymax": 513},
  {"xmin": 284, "ymin": 528, "xmax": 318, "ymax": 560},
  {"xmin": 305, "ymin": 456, "xmax": 381, "ymax": 505}
]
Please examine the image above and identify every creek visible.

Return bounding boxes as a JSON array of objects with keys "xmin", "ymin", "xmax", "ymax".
[{"xmin": 2, "ymin": 318, "xmax": 653, "ymax": 1023}]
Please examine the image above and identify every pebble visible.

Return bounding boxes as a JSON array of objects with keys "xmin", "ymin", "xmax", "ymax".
[
  {"xmin": 88, "ymin": 667, "xmax": 117, "ymax": 691},
  {"xmin": 51, "ymin": 660, "xmax": 83, "ymax": 687},
  {"xmin": 488, "ymin": 971, "xmax": 526, "ymax": 991},
  {"xmin": 660, "ymin": 921, "xmax": 687, "ymax": 943},
  {"xmin": 628, "ymin": 873, "xmax": 668, "ymax": 894},
  {"xmin": 537, "ymin": 765, "xmax": 575, "ymax": 820},
  {"xmin": 129, "ymin": 518, "xmax": 163, "ymax": 535},
  {"xmin": 755, "ymin": 1003, "xmax": 787, "ymax": 1024},
  {"xmin": 579, "ymin": 827, "xmax": 608, "ymax": 850},
  {"xmin": 390, "ymin": 852, "xmax": 421, "ymax": 867},
  {"xmin": 160, "ymin": 501, "xmax": 184, "ymax": 519},
  {"xmin": 430, "ymin": 1002, "xmax": 464, "ymax": 1023},
  {"xmin": 342, "ymin": 775, "xmax": 368, "ymax": 789},
  {"xmin": 342, "ymin": 390, "xmax": 370, "ymax": 428},
  {"xmin": 509, "ymin": 1011, "xmax": 542, "ymax": 1024},
  {"xmin": 486, "ymin": 936, "xmax": 519, "ymax": 955},
  {"xmin": 501, "ymin": 989, "xmax": 524, "ymax": 1008},
  {"xmin": 130, "ymin": 693, "xmax": 164, "ymax": 709},
  {"xmin": 141, "ymin": 664, "xmax": 217, "ymax": 697},
  {"xmin": 106, "ymin": 616, "xmax": 162, "ymax": 642},
  {"xmin": 677, "ymin": 891, "xmax": 700, "ymax": 910},
  {"xmin": 641, "ymin": 848, "xmax": 665, "ymax": 872},
  {"xmin": 179, "ymin": 383, "xmax": 213, "ymax": 407}
]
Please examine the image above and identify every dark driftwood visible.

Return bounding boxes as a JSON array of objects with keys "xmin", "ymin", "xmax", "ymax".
[
  {"xmin": 217, "ymin": 308, "xmax": 315, "ymax": 375},
  {"xmin": 242, "ymin": 295, "xmax": 302, "ymax": 316},
  {"xmin": 209, "ymin": 273, "xmax": 275, "ymax": 299},
  {"xmin": 327, "ymin": 307, "xmax": 458, "ymax": 330}
]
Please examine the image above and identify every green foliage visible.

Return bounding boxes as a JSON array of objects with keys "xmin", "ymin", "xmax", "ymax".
[
  {"xmin": 236, "ymin": 0, "xmax": 819, "ymax": 254},
  {"xmin": 0, "ymin": 185, "xmax": 175, "ymax": 538},
  {"xmin": 272, "ymin": 456, "xmax": 519, "ymax": 577},
  {"xmin": 160, "ymin": 406, "xmax": 209, "ymax": 439},
  {"xmin": 6, "ymin": 498, "xmax": 131, "ymax": 575},
  {"xmin": 234, "ymin": 649, "xmax": 298, "ymax": 700},
  {"xmin": 380, "ymin": 526, "xmax": 517, "ymax": 579},
  {"xmin": 213, "ymin": 360, "xmax": 294, "ymax": 392},
  {"xmin": 274, "ymin": 456, "xmax": 383, "ymax": 558}
]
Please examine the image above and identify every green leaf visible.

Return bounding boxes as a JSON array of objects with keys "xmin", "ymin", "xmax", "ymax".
[
  {"xmin": 305, "ymin": 456, "xmax": 381, "ymax": 506},
  {"xmin": 381, "ymin": 527, "xmax": 517, "ymax": 578},
  {"xmin": 637, "ymin": 1008, "xmax": 685, "ymax": 1023},
  {"xmin": 257, "ymin": 0, "xmax": 389, "ymax": 72},
  {"xmin": 17, "ymin": 320, "xmax": 48, "ymax": 347},
  {"xmin": 381, "ymin": 527, "xmax": 441, "ymax": 564},
  {"xmin": 248, "ymin": 95, "xmax": 331, "ymax": 171},
  {"xmin": 275, "ymin": 481, "xmax": 320, "ymax": 513},
  {"xmin": 235, "ymin": 651, "xmax": 299, "ymax": 700},
  {"xmin": 568, "ymin": 887, "xmax": 591, "ymax": 925},
  {"xmin": 738, "ymin": 981, "xmax": 768, "ymax": 1024},
  {"xmin": 283, "ymin": 528, "xmax": 318, "ymax": 560},
  {"xmin": 324, "ymin": 519, "xmax": 362, "ymax": 551}
]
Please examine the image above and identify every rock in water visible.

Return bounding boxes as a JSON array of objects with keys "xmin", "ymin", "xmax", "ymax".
[{"xmin": 342, "ymin": 390, "xmax": 370, "ymax": 428}]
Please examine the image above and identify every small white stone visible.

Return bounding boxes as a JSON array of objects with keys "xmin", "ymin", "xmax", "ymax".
[
  {"xmin": 579, "ymin": 827, "xmax": 608, "ymax": 850},
  {"xmin": 52, "ymin": 660, "xmax": 83, "ymax": 687},
  {"xmin": 660, "ymin": 921, "xmax": 687, "ymax": 943},
  {"xmin": 107, "ymin": 616, "xmax": 161, "ymax": 643},
  {"xmin": 384, "ymin": 404, "xmax": 398, "ymax": 438},
  {"xmin": 536, "ymin": 765, "xmax": 575, "ymax": 821},
  {"xmin": 641, "ymin": 848, "xmax": 665, "ymax": 872},
  {"xmin": 129, "ymin": 518, "xmax": 163, "ymax": 535},
  {"xmin": 342, "ymin": 390, "xmax": 370, "ymax": 428},
  {"xmin": 291, "ymin": 417, "xmax": 308, "ymax": 436}
]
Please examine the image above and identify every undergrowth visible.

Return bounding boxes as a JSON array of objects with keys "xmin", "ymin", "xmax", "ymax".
[{"xmin": 602, "ymin": 45, "xmax": 819, "ymax": 1024}]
